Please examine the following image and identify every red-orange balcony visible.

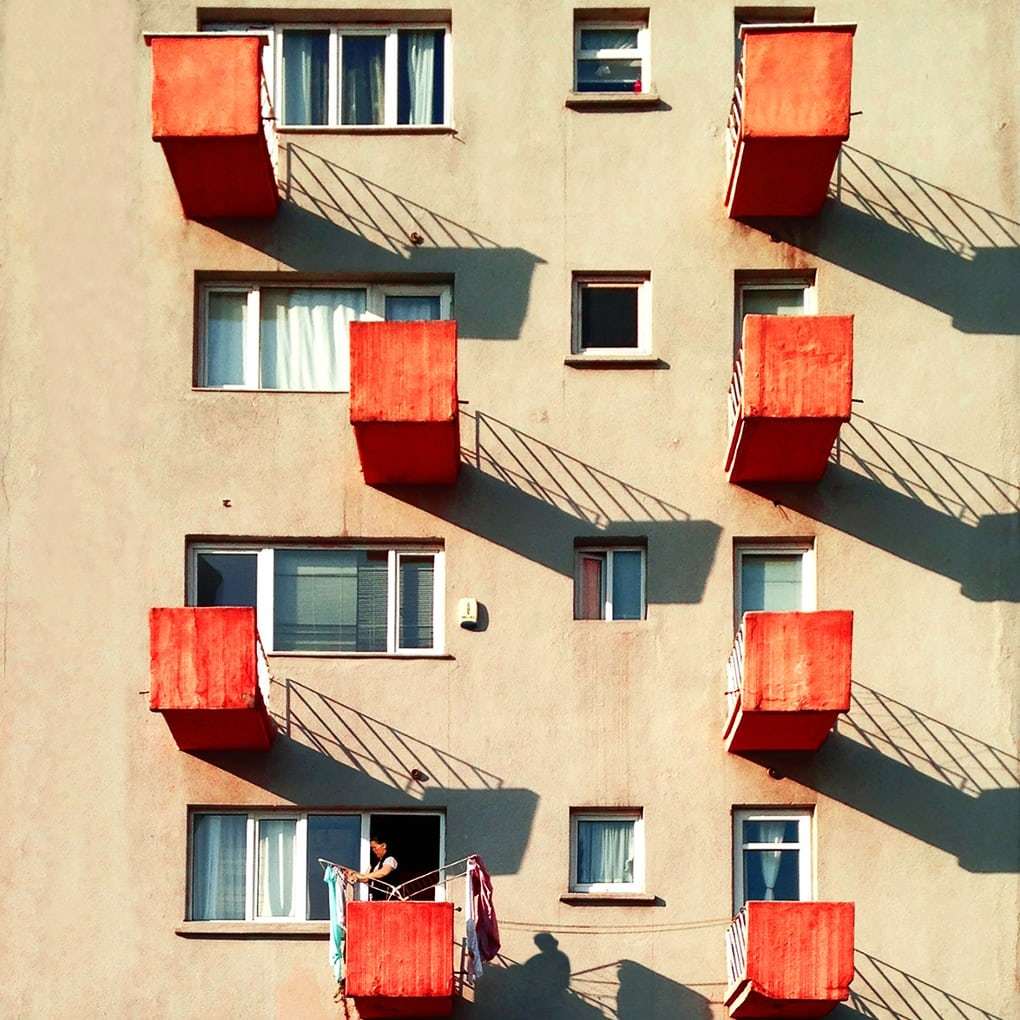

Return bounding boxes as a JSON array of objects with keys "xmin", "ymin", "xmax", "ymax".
[
  {"xmin": 148, "ymin": 607, "xmax": 275, "ymax": 751},
  {"xmin": 350, "ymin": 320, "xmax": 460, "ymax": 486},
  {"xmin": 726, "ymin": 314, "xmax": 853, "ymax": 484},
  {"xmin": 725, "ymin": 24, "xmax": 856, "ymax": 218},
  {"xmin": 724, "ymin": 611, "xmax": 853, "ymax": 753},
  {"xmin": 146, "ymin": 33, "xmax": 278, "ymax": 219},
  {"xmin": 346, "ymin": 901, "xmax": 454, "ymax": 1018},
  {"xmin": 726, "ymin": 901, "xmax": 855, "ymax": 1018}
]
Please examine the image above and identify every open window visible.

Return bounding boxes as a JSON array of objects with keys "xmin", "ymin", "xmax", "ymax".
[{"xmin": 575, "ymin": 544, "xmax": 646, "ymax": 620}]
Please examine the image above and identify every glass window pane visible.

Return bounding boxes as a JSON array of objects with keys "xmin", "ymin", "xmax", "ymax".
[
  {"xmin": 742, "ymin": 287, "xmax": 806, "ymax": 319},
  {"xmin": 740, "ymin": 554, "xmax": 803, "ymax": 614},
  {"xmin": 191, "ymin": 814, "xmax": 247, "ymax": 920},
  {"xmin": 399, "ymin": 556, "xmax": 435, "ymax": 649},
  {"xmin": 581, "ymin": 287, "xmax": 639, "ymax": 349},
  {"xmin": 576, "ymin": 58, "xmax": 642, "ymax": 92},
  {"xmin": 307, "ymin": 815, "xmax": 361, "ymax": 920},
  {"xmin": 385, "ymin": 295, "xmax": 442, "ymax": 321},
  {"xmin": 579, "ymin": 29, "xmax": 639, "ymax": 50},
  {"xmin": 611, "ymin": 551, "xmax": 643, "ymax": 620},
  {"xmin": 743, "ymin": 820, "xmax": 801, "ymax": 843},
  {"xmin": 576, "ymin": 553, "xmax": 606, "ymax": 620},
  {"xmin": 743, "ymin": 848, "xmax": 800, "ymax": 902},
  {"xmin": 257, "ymin": 818, "xmax": 297, "ymax": 918},
  {"xmin": 577, "ymin": 820, "xmax": 634, "ymax": 885},
  {"xmin": 281, "ymin": 30, "xmax": 329, "ymax": 126},
  {"xmin": 398, "ymin": 29, "xmax": 445, "ymax": 125},
  {"xmin": 274, "ymin": 549, "xmax": 388, "ymax": 653},
  {"xmin": 342, "ymin": 35, "xmax": 385, "ymax": 125},
  {"xmin": 205, "ymin": 292, "xmax": 247, "ymax": 387},
  {"xmin": 196, "ymin": 552, "xmax": 258, "ymax": 608},
  {"xmin": 260, "ymin": 288, "xmax": 366, "ymax": 391}
]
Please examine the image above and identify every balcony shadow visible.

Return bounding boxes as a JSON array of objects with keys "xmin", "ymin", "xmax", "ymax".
[
  {"xmin": 193, "ymin": 677, "xmax": 539, "ymax": 877},
  {"xmin": 748, "ymin": 415, "xmax": 1020, "ymax": 602},
  {"xmin": 470, "ymin": 935, "xmax": 713, "ymax": 1019},
  {"xmin": 747, "ymin": 684, "xmax": 1020, "ymax": 873},
  {"xmin": 741, "ymin": 146, "xmax": 1020, "ymax": 334},
  {"xmin": 209, "ymin": 143, "xmax": 543, "ymax": 340},
  {"xmin": 833, "ymin": 949, "xmax": 1007, "ymax": 1019},
  {"xmin": 383, "ymin": 410, "xmax": 722, "ymax": 605}
]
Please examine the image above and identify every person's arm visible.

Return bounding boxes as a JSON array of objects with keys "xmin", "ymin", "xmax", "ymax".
[{"xmin": 354, "ymin": 858, "xmax": 397, "ymax": 882}]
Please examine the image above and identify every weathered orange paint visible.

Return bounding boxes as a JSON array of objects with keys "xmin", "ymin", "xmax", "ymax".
[
  {"xmin": 345, "ymin": 901, "xmax": 455, "ymax": 1017},
  {"xmin": 725, "ymin": 611, "xmax": 853, "ymax": 753},
  {"xmin": 728, "ymin": 901, "xmax": 855, "ymax": 1018},
  {"xmin": 727, "ymin": 315, "xmax": 853, "ymax": 484},
  {"xmin": 148, "ymin": 35, "xmax": 278, "ymax": 219},
  {"xmin": 148, "ymin": 607, "xmax": 274, "ymax": 751},
  {"xmin": 726, "ymin": 25, "xmax": 856, "ymax": 217},
  {"xmin": 350, "ymin": 320, "xmax": 460, "ymax": 485}
]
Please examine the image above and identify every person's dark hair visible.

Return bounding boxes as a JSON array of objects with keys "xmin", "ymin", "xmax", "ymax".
[{"xmin": 369, "ymin": 831, "xmax": 390, "ymax": 848}]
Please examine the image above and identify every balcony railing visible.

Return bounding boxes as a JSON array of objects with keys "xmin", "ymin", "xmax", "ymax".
[
  {"xmin": 726, "ymin": 351, "xmax": 744, "ymax": 445},
  {"xmin": 726, "ymin": 905, "xmax": 749, "ymax": 988},
  {"xmin": 725, "ymin": 60, "xmax": 745, "ymax": 179},
  {"xmin": 725, "ymin": 618, "xmax": 746, "ymax": 722}
]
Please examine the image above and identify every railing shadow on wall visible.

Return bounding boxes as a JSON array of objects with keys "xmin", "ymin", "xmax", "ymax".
[
  {"xmin": 748, "ymin": 684, "xmax": 1020, "ymax": 873},
  {"xmin": 833, "ymin": 950, "xmax": 1007, "ymax": 1020},
  {"xmin": 741, "ymin": 146, "xmax": 1020, "ymax": 334},
  {"xmin": 381, "ymin": 409, "xmax": 722, "ymax": 605},
  {"xmin": 749, "ymin": 415, "xmax": 1020, "ymax": 602},
  {"xmin": 208, "ymin": 143, "xmax": 544, "ymax": 341}
]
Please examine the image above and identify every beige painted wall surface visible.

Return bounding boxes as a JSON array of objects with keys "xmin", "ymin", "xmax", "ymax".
[{"xmin": 1, "ymin": 1, "xmax": 1017, "ymax": 1018}]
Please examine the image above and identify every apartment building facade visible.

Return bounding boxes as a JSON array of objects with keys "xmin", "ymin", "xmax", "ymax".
[{"xmin": 1, "ymin": 1, "xmax": 1018, "ymax": 1018}]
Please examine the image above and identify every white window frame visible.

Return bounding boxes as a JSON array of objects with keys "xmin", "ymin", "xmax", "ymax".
[
  {"xmin": 732, "ymin": 808, "xmax": 813, "ymax": 911},
  {"xmin": 735, "ymin": 274, "xmax": 817, "ymax": 346},
  {"xmin": 733, "ymin": 541, "xmax": 816, "ymax": 629},
  {"xmin": 574, "ymin": 546, "xmax": 647, "ymax": 621},
  {"xmin": 187, "ymin": 810, "xmax": 446, "ymax": 920},
  {"xmin": 574, "ymin": 21, "xmax": 650, "ymax": 94},
  {"xmin": 569, "ymin": 809, "xmax": 645, "ymax": 894},
  {"xmin": 571, "ymin": 274, "xmax": 652, "ymax": 356},
  {"xmin": 187, "ymin": 542, "xmax": 446, "ymax": 657},
  {"xmin": 268, "ymin": 22, "xmax": 452, "ymax": 128},
  {"xmin": 197, "ymin": 282, "xmax": 452, "ymax": 392}
]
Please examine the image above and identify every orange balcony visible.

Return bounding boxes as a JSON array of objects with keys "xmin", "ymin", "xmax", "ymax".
[
  {"xmin": 148, "ymin": 607, "xmax": 274, "ymax": 751},
  {"xmin": 350, "ymin": 320, "xmax": 460, "ymax": 485},
  {"xmin": 725, "ymin": 24, "xmax": 856, "ymax": 218},
  {"xmin": 726, "ymin": 901, "xmax": 855, "ymax": 1018},
  {"xmin": 724, "ymin": 611, "xmax": 853, "ymax": 753},
  {"xmin": 346, "ymin": 901, "xmax": 454, "ymax": 1018},
  {"xmin": 726, "ymin": 315, "xmax": 853, "ymax": 484},
  {"xmin": 146, "ymin": 34, "xmax": 278, "ymax": 219}
]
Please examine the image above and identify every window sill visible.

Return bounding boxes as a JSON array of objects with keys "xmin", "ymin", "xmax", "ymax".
[
  {"xmin": 192, "ymin": 387, "xmax": 345, "ymax": 395},
  {"xmin": 267, "ymin": 652, "xmax": 454, "ymax": 660},
  {"xmin": 276, "ymin": 125, "xmax": 456, "ymax": 136},
  {"xmin": 565, "ymin": 92, "xmax": 662, "ymax": 111},
  {"xmin": 564, "ymin": 355, "xmax": 666, "ymax": 370},
  {"xmin": 560, "ymin": 893, "xmax": 661, "ymax": 906},
  {"xmin": 176, "ymin": 921, "xmax": 329, "ymax": 938}
]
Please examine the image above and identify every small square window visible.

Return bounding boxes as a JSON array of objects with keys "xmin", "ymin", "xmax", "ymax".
[
  {"xmin": 575, "ymin": 546, "xmax": 646, "ymax": 620},
  {"xmin": 574, "ymin": 20, "xmax": 649, "ymax": 93},
  {"xmin": 733, "ymin": 541, "xmax": 815, "ymax": 627},
  {"xmin": 732, "ymin": 808, "xmax": 812, "ymax": 910},
  {"xmin": 572, "ymin": 275, "xmax": 651, "ymax": 356},
  {"xmin": 570, "ymin": 810, "xmax": 644, "ymax": 893}
]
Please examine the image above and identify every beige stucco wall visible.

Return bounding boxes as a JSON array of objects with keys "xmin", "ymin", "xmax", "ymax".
[{"xmin": 1, "ymin": 1, "xmax": 1017, "ymax": 1017}]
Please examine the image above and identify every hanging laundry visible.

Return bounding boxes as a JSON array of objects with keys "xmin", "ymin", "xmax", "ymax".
[
  {"xmin": 324, "ymin": 865, "xmax": 348, "ymax": 984},
  {"xmin": 465, "ymin": 855, "xmax": 501, "ymax": 981}
]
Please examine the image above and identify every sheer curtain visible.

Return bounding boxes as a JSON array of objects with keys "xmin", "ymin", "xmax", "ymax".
[
  {"xmin": 404, "ymin": 31, "xmax": 437, "ymax": 125},
  {"xmin": 192, "ymin": 814, "xmax": 247, "ymax": 920},
  {"xmin": 260, "ymin": 289, "xmax": 365, "ymax": 391},
  {"xmin": 257, "ymin": 819, "xmax": 296, "ymax": 918},
  {"xmin": 578, "ymin": 820, "xmax": 634, "ymax": 885},
  {"xmin": 757, "ymin": 821, "xmax": 788, "ymax": 900},
  {"xmin": 281, "ymin": 31, "xmax": 329, "ymax": 125},
  {"xmin": 342, "ymin": 36, "xmax": 385, "ymax": 125}
]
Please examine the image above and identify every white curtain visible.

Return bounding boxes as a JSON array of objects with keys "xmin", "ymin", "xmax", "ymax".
[
  {"xmin": 578, "ymin": 820, "xmax": 634, "ymax": 885},
  {"xmin": 260, "ymin": 289, "xmax": 365, "ymax": 391},
  {"xmin": 282, "ymin": 31, "xmax": 328, "ymax": 125},
  {"xmin": 758, "ymin": 821, "xmax": 788, "ymax": 901},
  {"xmin": 405, "ymin": 31, "xmax": 437, "ymax": 125},
  {"xmin": 258, "ymin": 819, "xmax": 296, "ymax": 918},
  {"xmin": 192, "ymin": 814, "xmax": 247, "ymax": 920},
  {"xmin": 342, "ymin": 36, "xmax": 385, "ymax": 125}
]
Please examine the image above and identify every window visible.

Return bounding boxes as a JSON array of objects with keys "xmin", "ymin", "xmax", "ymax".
[
  {"xmin": 570, "ymin": 810, "xmax": 644, "ymax": 893},
  {"xmin": 265, "ymin": 23, "xmax": 449, "ymax": 127},
  {"xmin": 732, "ymin": 809, "xmax": 812, "ymax": 910},
  {"xmin": 572, "ymin": 274, "xmax": 651, "ymax": 356},
  {"xmin": 734, "ymin": 542, "xmax": 815, "ymax": 625},
  {"xmin": 198, "ymin": 283, "xmax": 451, "ymax": 391},
  {"xmin": 575, "ymin": 546, "xmax": 646, "ymax": 620},
  {"xmin": 190, "ymin": 543, "xmax": 445, "ymax": 655},
  {"xmin": 574, "ymin": 21, "xmax": 649, "ymax": 93},
  {"xmin": 189, "ymin": 811, "xmax": 444, "ymax": 921},
  {"xmin": 734, "ymin": 272, "xmax": 816, "ymax": 350}
]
